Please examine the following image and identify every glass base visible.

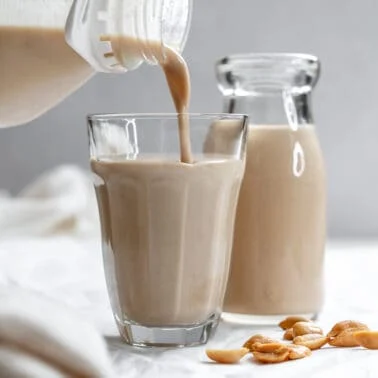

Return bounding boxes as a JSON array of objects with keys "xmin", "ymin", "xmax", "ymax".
[
  {"xmin": 222, "ymin": 311, "xmax": 318, "ymax": 326},
  {"xmin": 116, "ymin": 314, "xmax": 220, "ymax": 347}
]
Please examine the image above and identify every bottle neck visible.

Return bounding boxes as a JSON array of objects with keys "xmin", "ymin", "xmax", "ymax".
[
  {"xmin": 216, "ymin": 54, "xmax": 320, "ymax": 126},
  {"xmin": 223, "ymin": 90, "xmax": 314, "ymax": 126},
  {"xmin": 66, "ymin": 0, "xmax": 192, "ymax": 73}
]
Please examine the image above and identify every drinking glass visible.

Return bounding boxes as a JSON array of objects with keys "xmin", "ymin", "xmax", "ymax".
[{"xmin": 88, "ymin": 113, "xmax": 248, "ymax": 347}]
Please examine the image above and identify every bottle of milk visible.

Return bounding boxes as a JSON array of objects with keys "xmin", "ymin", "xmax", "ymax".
[
  {"xmin": 215, "ymin": 53, "xmax": 327, "ymax": 324},
  {"xmin": 0, "ymin": 0, "xmax": 192, "ymax": 127}
]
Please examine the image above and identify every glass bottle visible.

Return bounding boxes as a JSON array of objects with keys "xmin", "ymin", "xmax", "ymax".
[
  {"xmin": 216, "ymin": 53, "xmax": 326, "ymax": 324},
  {"xmin": 0, "ymin": 0, "xmax": 192, "ymax": 127}
]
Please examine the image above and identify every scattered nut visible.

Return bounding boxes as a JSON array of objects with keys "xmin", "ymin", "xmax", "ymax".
[
  {"xmin": 243, "ymin": 334, "xmax": 278, "ymax": 352},
  {"xmin": 293, "ymin": 334, "xmax": 329, "ymax": 350},
  {"xmin": 205, "ymin": 319, "xmax": 376, "ymax": 368},
  {"xmin": 287, "ymin": 344, "xmax": 312, "ymax": 360},
  {"xmin": 327, "ymin": 320, "xmax": 369, "ymax": 338},
  {"xmin": 206, "ymin": 348, "xmax": 249, "ymax": 364},
  {"xmin": 252, "ymin": 343, "xmax": 290, "ymax": 363},
  {"xmin": 293, "ymin": 321, "xmax": 323, "ymax": 337},
  {"xmin": 354, "ymin": 330, "xmax": 378, "ymax": 350},
  {"xmin": 283, "ymin": 328, "xmax": 294, "ymax": 341},
  {"xmin": 329, "ymin": 329, "xmax": 363, "ymax": 347},
  {"xmin": 279, "ymin": 316, "xmax": 311, "ymax": 330},
  {"xmin": 327, "ymin": 320, "xmax": 369, "ymax": 347}
]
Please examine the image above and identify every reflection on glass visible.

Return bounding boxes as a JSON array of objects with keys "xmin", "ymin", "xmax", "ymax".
[{"xmin": 292, "ymin": 141, "xmax": 305, "ymax": 177}]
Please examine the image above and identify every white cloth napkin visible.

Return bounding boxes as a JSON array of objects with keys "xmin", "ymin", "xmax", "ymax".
[
  {"xmin": 0, "ymin": 166, "xmax": 113, "ymax": 377},
  {"xmin": 0, "ymin": 286, "xmax": 113, "ymax": 378},
  {"xmin": 0, "ymin": 165, "xmax": 100, "ymax": 238}
]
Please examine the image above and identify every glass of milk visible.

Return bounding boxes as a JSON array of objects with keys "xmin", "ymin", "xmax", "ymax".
[{"xmin": 88, "ymin": 113, "xmax": 248, "ymax": 347}]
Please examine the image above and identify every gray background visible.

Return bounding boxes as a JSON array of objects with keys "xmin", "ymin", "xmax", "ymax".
[{"xmin": 1, "ymin": 0, "xmax": 378, "ymax": 238}]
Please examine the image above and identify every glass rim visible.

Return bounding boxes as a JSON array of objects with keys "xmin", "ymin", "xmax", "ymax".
[
  {"xmin": 216, "ymin": 53, "xmax": 319, "ymax": 67},
  {"xmin": 87, "ymin": 112, "xmax": 249, "ymax": 122},
  {"xmin": 216, "ymin": 53, "xmax": 320, "ymax": 94}
]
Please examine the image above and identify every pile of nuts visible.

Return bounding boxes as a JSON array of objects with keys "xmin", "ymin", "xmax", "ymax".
[{"xmin": 205, "ymin": 316, "xmax": 378, "ymax": 364}]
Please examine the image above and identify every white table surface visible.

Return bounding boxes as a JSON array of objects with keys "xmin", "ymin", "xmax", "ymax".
[{"xmin": 0, "ymin": 236, "xmax": 377, "ymax": 378}]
